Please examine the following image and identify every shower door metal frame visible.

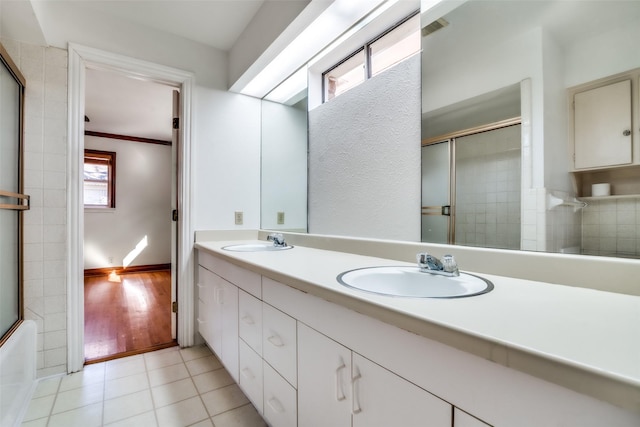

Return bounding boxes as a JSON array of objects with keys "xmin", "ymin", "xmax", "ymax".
[
  {"xmin": 421, "ymin": 116, "xmax": 521, "ymax": 245},
  {"xmin": 0, "ymin": 42, "xmax": 28, "ymax": 346}
]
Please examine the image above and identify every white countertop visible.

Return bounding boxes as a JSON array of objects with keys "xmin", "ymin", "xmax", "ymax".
[{"xmin": 195, "ymin": 239, "xmax": 640, "ymax": 413}]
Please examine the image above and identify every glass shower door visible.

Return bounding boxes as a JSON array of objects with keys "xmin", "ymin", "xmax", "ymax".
[
  {"xmin": 421, "ymin": 141, "xmax": 451, "ymax": 243},
  {"xmin": 0, "ymin": 45, "xmax": 28, "ymax": 342}
]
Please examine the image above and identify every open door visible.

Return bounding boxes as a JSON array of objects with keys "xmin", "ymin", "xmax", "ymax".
[{"xmin": 171, "ymin": 90, "xmax": 180, "ymax": 339}]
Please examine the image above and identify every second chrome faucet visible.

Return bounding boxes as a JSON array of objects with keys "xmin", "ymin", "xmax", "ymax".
[{"xmin": 416, "ymin": 252, "xmax": 459, "ymax": 277}]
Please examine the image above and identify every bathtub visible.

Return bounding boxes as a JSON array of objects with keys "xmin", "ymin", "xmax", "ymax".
[{"xmin": 0, "ymin": 320, "xmax": 37, "ymax": 427}]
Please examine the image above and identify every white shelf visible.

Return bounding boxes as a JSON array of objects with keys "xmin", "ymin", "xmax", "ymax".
[{"xmin": 578, "ymin": 194, "xmax": 640, "ymax": 201}]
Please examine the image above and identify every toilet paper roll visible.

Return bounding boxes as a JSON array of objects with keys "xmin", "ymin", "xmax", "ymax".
[{"xmin": 592, "ymin": 183, "xmax": 611, "ymax": 197}]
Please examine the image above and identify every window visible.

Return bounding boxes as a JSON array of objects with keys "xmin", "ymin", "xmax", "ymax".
[
  {"xmin": 322, "ymin": 12, "xmax": 420, "ymax": 102},
  {"xmin": 84, "ymin": 150, "xmax": 116, "ymax": 208}
]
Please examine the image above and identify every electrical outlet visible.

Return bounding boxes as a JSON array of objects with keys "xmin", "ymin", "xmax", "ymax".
[
  {"xmin": 277, "ymin": 211, "xmax": 285, "ymax": 225},
  {"xmin": 234, "ymin": 211, "xmax": 243, "ymax": 225},
  {"xmin": 108, "ymin": 256, "xmax": 113, "ymax": 265}
]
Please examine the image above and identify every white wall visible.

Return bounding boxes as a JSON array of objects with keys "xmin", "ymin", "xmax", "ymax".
[
  {"xmin": 193, "ymin": 89, "xmax": 261, "ymax": 231},
  {"xmin": 84, "ymin": 136, "xmax": 172, "ymax": 269},
  {"xmin": 308, "ymin": 55, "xmax": 421, "ymax": 241},
  {"xmin": 261, "ymin": 100, "xmax": 307, "ymax": 231}
]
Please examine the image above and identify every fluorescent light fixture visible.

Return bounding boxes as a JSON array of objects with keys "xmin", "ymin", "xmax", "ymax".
[
  {"xmin": 264, "ymin": 67, "xmax": 307, "ymax": 105},
  {"xmin": 240, "ymin": 0, "xmax": 387, "ymax": 99}
]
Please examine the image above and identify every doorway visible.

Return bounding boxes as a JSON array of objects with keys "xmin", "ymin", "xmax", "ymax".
[
  {"xmin": 82, "ymin": 68, "xmax": 178, "ymax": 362},
  {"xmin": 421, "ymin": 120, "xmax": 522, "ymax": 250},
  {"xmin": 67, "ymin": 44, "xmax": 195, "ymax": 373}
]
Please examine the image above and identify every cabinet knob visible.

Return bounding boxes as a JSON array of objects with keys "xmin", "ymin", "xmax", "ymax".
[{"xmin": 623, "ymin": 129, "xmax": 631, "ymax": 136}]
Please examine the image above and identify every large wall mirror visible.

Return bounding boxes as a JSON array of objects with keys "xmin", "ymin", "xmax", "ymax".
[
  {"xmin": 421, "ymin": 0, "xmax": 640, "ymax": 258},
  {"xmin": 260, "ymin": 69, "xmax": 308, "ymax": 233}
]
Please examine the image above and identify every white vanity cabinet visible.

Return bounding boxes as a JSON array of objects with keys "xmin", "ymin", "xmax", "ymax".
[
  {"xmin": 207, "ymin": 270, "xmax": 239, "ymax": 382},
  {"xmin": 297, "ymin": 322, "xmax": 452, "ymax": 427},
  {"xmin": 573, "ymin": 79, "xmax": 633, "ymax": 170}
]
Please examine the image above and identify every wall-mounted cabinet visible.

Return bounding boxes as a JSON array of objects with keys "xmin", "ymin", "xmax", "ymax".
[{"xmin": 570, "ymin": 69, "xmax": 640, "ymax": 197}]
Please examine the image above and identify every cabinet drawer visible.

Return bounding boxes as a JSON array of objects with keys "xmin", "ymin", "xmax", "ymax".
[
  {"xmin": 239, "ymin": 290, "xmax": 263, "ymax": 355},
  {"xmin": 263, "ymin": 362, "xmax": 297, "ymax": 427},
  {"xmin": 263, "ymin": 304, "xmax": 297, "ymax": 387},
  {"xmin": 198, "ymin": 251, "xmax": 261, "ymax": 297},
  {"xmin": 239, "ymin": 340, "xmax": 263, "ymax": 414}
]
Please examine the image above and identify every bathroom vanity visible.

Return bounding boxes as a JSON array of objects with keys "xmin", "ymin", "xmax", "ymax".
[{"xmin": 195, "ymin": 232, "xmax": 640, "ymax": 427}]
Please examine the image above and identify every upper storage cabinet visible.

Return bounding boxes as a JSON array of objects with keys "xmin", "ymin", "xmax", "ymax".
[
  {"xmin": 569, "ymin": 69, "xmax": 640, "ymax": 198},
  {"xmin": 573, "ymin": 79, "xmax": 632, "ymax": 169}
]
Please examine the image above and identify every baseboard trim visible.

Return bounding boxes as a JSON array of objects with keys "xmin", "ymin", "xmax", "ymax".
[{"xmin": 84, "ymin": 263, "xmax": 171, "ymax": 277}]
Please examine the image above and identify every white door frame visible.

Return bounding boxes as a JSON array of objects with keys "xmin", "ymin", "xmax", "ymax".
[{"xmin": 67, "ymin": 44, "xmax": 196, "ymax": 372}]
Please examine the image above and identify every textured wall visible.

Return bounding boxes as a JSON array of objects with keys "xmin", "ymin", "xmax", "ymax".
[{"xmin": 308, "ymin": 55, "xmax": 421, "ymax": 241}]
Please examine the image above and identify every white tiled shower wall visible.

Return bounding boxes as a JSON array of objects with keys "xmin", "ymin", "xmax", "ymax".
[
  {"xmin": 454, "ymin": 125, "xmax": 521, "ymax": 250},
  {"xmin": 3, "ymin": 39, "xmax": 68, "ymax": 377},
  {"xmin": 582, "ymin": 198, "xmax": 640, "ymax": 258}
]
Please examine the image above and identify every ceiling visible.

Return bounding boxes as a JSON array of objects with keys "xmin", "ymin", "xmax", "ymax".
[
  {"xmin": 70, "ymin": 0, "xmax": 266, "ymax": 52},
  {"xmin": 73, "ymin": 0, "xmax": 266, "ymax": 141}
]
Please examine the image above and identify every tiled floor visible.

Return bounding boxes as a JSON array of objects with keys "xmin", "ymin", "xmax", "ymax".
[{"xmin": 21, "ymin": 345, "xmax": 267, "ymax": 427}]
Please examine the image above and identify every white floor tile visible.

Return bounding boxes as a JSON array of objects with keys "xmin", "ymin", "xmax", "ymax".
[
  {"xmin": 144, "ymin": 347, "xmax": 183, "ymax": 371},
  {"xmin": 104, "ymin": 372, "xmax": 149, "ymax": 400},
  {"xmin": 155, "ymin": 396, "xmax": 209, "ymax": 427},
  {"xmin": 211, "ymin": 403, "xmax": 267, "ymax": 427},
  {"xmin": 47, "ymin": 402, "xmax": 102, "ymax": 427},
  {"xmin": 189, "ymin": 419, "xmax": 214, "ymax": 427},
  {"xmin": 59, "ymin": 363, "xmax": 105, "ymax": 392},
  {"xmin": 31, "ymin": 376, "xmax": 61, "ymax": 398},
  {"xmin": 20, "ymin": 417, "xmax": 48, "ymax": 427},
  {"xmin": 179, "ymin": 345, "xmax": 212, "ymax": 362},
  {"xmin": 104, "ymin": 410, "xmax": 158, "ymax": 427},
  {"xmin": 51, "ymin": 382, "xmax": 104, "ymax": 414},
  {"xmin": 151, "ymin": 377, "xmax": 198, "ymax": 408},
  {"xmin": 185, "ymin": 355, "xmax": 222, "ymax": 376},
  {"xmin": 22, "ymin": 395, "xmax": 55, "ymax": 422},
  {"xmin": 192, "ymin": 368, "xmax": 235, "ymax": 394},
  {"xmin": 105, "ymin": 356, "xmax": 146, "ymax": 380},
  {"xmin": 200, "ymin": 384, "xmax": 249, "ymax": 417},
  {"xmin": 148, "ymin": 362, "xmax": 190, "ymax": 388},
  {"xmin": 103, "ymin": 389, "xmax": 153, "ymax": 424}
]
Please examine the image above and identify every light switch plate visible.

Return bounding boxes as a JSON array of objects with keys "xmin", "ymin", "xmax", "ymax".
[
  {"xmin": 234, "ymin": 211, "xmax": 243, "ymax": 225},
  {"xmin": 277, "ymin": 211, "xmax": 285, "ymax": 225}
]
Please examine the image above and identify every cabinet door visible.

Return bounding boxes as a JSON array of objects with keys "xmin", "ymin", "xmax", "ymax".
[
  {"xmin": 352, "ymin": 353, "xmax": 451, "ymax": 427},
  {"xmin": 221, "ymin": 279, "xmax": 239, "ymax": 382},
  {"xmin": 196, "ymin": 266, "xmax": 212, "ymax": 344},
  {"xmin": 574, "ymin": 79, "xmax": 632, "ymax": 169},
  {"xmin": 209, "ymin": 273, "xmax": 225, "ymax": 358},
  {"xmin": 298, "ymin": 323, "xmax": 351, "ymax": 427},
  {"xmin": 454, "ymin": 408, "xmax": 491, "ymax": 427}
]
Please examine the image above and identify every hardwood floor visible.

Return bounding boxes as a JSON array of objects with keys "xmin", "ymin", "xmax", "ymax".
[{"xmin": 84, "ymin": 269, "xmax": 176, "ymax": 363}]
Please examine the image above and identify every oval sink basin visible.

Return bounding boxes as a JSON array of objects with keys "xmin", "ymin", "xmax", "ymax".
[
  {"xmin": 337, "ymin": 266, "xmax": 493, "ymax": 298},
  {"xmin": 222, "ymin": 243, "xmax": 293, "ymax": 252}
]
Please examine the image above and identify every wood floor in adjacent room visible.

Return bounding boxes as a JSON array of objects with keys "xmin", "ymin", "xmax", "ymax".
[{"xmin": 84, "ymin": 270, "xmax": 176, "ymax": 363}]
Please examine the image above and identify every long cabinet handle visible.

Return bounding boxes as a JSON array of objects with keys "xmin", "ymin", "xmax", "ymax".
[
  {"xmin": 335, "ymin": 361, "xmax": 347, "ymax": 401},
  {"xmin": 352, "ymin": 371, "xmax": 362, "ymax": 414},
  {"xmin": 0, "ymin": 190, "xmax": 30, "ymax": 211}
]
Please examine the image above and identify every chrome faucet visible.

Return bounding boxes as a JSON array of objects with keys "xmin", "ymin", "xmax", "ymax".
[
  {"xmin": 416, "ymin": 252, "xmax": 459, "ymax": 277},
  {"xmin": 267, "ymin": 233, "xmax": 286, "ymax": 247}
]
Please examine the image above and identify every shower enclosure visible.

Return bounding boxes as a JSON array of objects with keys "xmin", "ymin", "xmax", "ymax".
[
  {"xmin": 0, "ymin": 44, "xmax": 28, "ymax": 344},
  {"xmin": 421, "ymin": 121, "xmax": 521, "ymax": 250}
]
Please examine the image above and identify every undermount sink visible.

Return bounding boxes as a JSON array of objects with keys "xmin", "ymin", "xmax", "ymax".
[
  {"xmin": 337, "ymin": 266, "xmax": 493, "ymax": 298},
  {"xmin": 222, "ymin": 243, "xmax": 293, "ymax": 252}
]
